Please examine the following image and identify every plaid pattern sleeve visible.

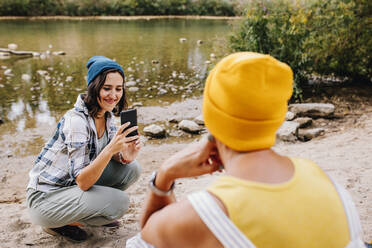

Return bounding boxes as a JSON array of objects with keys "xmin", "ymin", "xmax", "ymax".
[{"xmin": 63, "ymin": 114, "xmax": 91, "ymax": 179}]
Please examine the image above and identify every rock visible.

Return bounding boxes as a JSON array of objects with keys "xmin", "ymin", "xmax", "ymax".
[
  {"xmin": 36, "ymin": 70, "xmax": 48, "ymax": 76},
  {"xmin": 128, "ymin": 87, "xmax": 139, "ymax": 92},
  {"xmin": 8, "ymin": 43, "xmax": 18, "ymax": 50},
  {"xmin": 131, "ymin": 102, "xmax": 143, "ymax": 107},
  {"xmin": 52, "ymin": 51, "xmax": 66, "ymax": 55},
  {"xmin": 66, "ymin": 76, "xmax": 73, "ymax": 82},
  {"xmin": 289, "ymin": 103, "xmax": 335, "ymax": 118},
  {"xmin": 0, "ymin": 52, "xmax": 10, "ymax": 57},
  {"xmin": 178, "ymin": 120, "xmax": 203, "ymax": 134},
  {"xmin": 151, "ymin": 60, "xmax": 159, "ymax": 64},
  {"xmin": 179, "ymin": 38, "xmax": 187, "ymax": 43},
  {"xmin": 158, "ymin": 89, "xmax": 167, "ymax": 95},
  {"xmin": 143, "ymin": 124, "xmax": 166, "ymax": 138},
  {"xmin": 210, "ymin": 53, "xmax": 216, "ymax": 59},
  {"xmin": 4, "ymin": 69, "xmax": 13, "ymax": 76},
  {"xmin": 21, "ymin": 74, "xmax": 31, "ymax": 81},
  {"xmin": 293, "ymin": 117, "xmax": 313, "ymax": 128},
  {"xmin": 298, "ymin": 128, "xmax": 325, "ymax": 141},
  {"xmin": 285, "ymin": 111, "xmax": 295, "ymax": 121},
  {"xmin": 197, "ymin": 40, "xmax": 203, "ymax": 45},
  {"xmin": 168, "ymin": 116, "xmax": 182, "ymax": 124},
  {"xmin": 276, "ymin": 121, "xmax": 300, "ymax": 142},
  {"xmin": 126, "ymin": 81, "xmax": 137, "ymax": 87},
  {"xmin": 194, "ymin": 115, "xmax": 204, "ymax": 125}
]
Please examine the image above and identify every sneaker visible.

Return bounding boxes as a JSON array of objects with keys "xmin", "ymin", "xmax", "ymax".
[
  {"xmin": 102, "ymin": 220, "xmax": 120, "ymax": 228},
  {"xmin": 43, "ymin": 225, "xmax": 88, "ymax": 243}
]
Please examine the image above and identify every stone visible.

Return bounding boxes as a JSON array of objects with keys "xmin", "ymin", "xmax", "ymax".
[
  {"xmin": 179, "ymin": 38, "xmax": 187, "ymax": 43},
  {"xmin": 194, "ymin": 115, "xmax": 204, "ymax": 125},
  {"xmin": 8, "ymin": 43, "xmax": 18, "ymax": 50},
  {"xmin": 66, "ymin": 76, "xmax": 73, "ymax": 82},
  {"xmin": 128, "ymin": 87, "xmax": 139, "ymax": 92},
  {"xmin": 151, "ymin": 60, "xmax": 159, "ymax": 64},
  {"xmin": 52, "ymin": 51, "xmax": 66, "ymax": 55},
  {"xmin": 21, "ymin": 74, "xmax": 31, "ymax": 81},
  {"xmin": 131, "ymin": 102, "xmax": 143, "ymax": 107},
  {"xmin": 126, "ymin": 81, "xmax": 137, "ymax": 87},
  {"xmin": 0, "ymin": 52, "xmax": 10, "ymax": 57},
  {"xmin": 197, "ymin": 40, "xmax": 203, "ymax": 45},
  {"xmin": 285, "ymin": 111, "xmax": 295, "ymax": 121},
  {"xmin": 276, "ymin": 121, "xmax": 300, "ymax": 142},
  {"xmin": 178, "ymin": 120, "xmax": 203, "ymax": 134},
  {"xmin": 293, "ymin": 117, "xmax": 313, "ymax": 128},
  {"xmin": 36, "ymin": 70, "xmax": 49, "ymax": 76},
  {"xmin": 4, "ymin": 69, "xmax": 13, "ymax": 76},
  {"xmin": 298, "ymin": 128, "xmax": 325, "ymax": 141},
  {"xmin": 168, "ymin": 116, "xmax": 182, "ymax": 124},
  {"xmin": 158, "ymin": 89, "xmax": 167, "ymax": 95},
  {"xmin": 143, "ymin": 124, "xmax": 166, "ymax": 138},
  {"xmin": 288, "ymin": 103, "xmax": 335, "ymax": 118}
]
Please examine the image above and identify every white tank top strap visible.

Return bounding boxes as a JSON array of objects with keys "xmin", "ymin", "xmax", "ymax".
[
  {"xmin": 126, "ymin": 233, "xmax": 155, "ymax": 248},
  {"xmin": 325, "ymin": 174, "xmax": 366, "ymax": 248},
  {"xmin": 188, "ymin": 190, "xmax": 256, "ymax": 248}
]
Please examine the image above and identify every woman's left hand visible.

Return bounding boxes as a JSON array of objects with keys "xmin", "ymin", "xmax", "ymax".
[{"xmin": 120, "ymin": 137, "xmax": 141, "ymax": 163}]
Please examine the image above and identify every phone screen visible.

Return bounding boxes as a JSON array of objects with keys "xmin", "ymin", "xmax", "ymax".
[{"xmin": 120, "ymin": 109, "xmax": 138, "ymax": 137}]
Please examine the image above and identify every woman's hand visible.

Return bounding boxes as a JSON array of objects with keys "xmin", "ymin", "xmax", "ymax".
[
  {"xmin": 107, "ymin": 122, "xmax": 140, "ymax": 155},
  {"xmin": 155, "ymin": 137, "xmax": 221, "ymax": 191},
  {"xmin": 120, "ymin": 137, "xmax": 141, "ymax": 163}
]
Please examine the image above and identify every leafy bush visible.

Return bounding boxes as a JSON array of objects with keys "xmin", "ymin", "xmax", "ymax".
[
  {"xmin": 305, "ymin": 0, "xmax": 371, "ymax": 83},
  {"xmin": 230, "ymin": 0, "xmax": 311, "ymax": 99},
  {"xmin": 230, "ymin": 0, "xmax": 371, "ymax": 100}
]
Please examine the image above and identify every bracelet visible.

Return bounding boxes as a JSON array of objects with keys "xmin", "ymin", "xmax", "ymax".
[{"xmin": 149, "ymin": 171, "xmax": 175, "ymax": 196}]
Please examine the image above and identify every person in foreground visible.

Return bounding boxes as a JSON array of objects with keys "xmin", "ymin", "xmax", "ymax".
[
  {"xmin": 26, "ymin": 56, "xmax": 142, "ymax": 242},
  {"xmin": 126, "ymin": 52, "xmax": 366, "ymax": 248}
]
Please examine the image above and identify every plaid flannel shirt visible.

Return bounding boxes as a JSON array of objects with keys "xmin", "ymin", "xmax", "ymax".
[{"xmin": 27, "ymin": 94, "xmax": 117, "ymax": 192}]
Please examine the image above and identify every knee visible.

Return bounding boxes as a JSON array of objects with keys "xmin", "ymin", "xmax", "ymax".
[{"xmin": 110, "ymin": 191, "xmax": 130, "ymax": 219}]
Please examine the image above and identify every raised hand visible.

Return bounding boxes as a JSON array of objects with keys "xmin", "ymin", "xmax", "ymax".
[{"xmin": 107, "ymin": 122, "xmax": 140, "ymax": 155}]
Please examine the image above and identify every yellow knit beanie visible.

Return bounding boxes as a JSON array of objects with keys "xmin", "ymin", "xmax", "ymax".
[{"xmin": 203, "ymin": 52, "xmax": 293, "ymax": 151}]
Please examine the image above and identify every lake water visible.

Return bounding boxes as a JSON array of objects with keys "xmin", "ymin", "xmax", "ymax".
[{"xmin": 0, "ymin": 19, "xmax": 232, "ymax": 133}]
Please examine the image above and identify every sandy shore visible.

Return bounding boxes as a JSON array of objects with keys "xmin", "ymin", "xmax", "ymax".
[{"xmin": 0, "ymin": 99, "xmax": 371, "ymax": 247}]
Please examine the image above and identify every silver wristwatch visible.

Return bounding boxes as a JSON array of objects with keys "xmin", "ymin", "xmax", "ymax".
[{"xmin": 149, "ymin": 171, "xmax": 175, "ymax": 196}]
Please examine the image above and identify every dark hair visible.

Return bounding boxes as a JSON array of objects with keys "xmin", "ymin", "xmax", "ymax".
[{"xmin": 83, "ymin": 68, "xmax": 127, "ymax": 117}]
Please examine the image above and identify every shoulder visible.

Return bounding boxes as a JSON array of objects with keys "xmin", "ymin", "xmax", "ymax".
[
  {"xmin": 141, "ymin": 197, "xmax": 223, "ymax": 248},
  {"xmin": 61, "ymin": 109, "xmax": 90, "ymax": 136}
]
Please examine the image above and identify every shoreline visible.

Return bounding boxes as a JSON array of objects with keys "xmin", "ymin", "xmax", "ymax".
[{"xmin": 0, "ymin": 15, "xmax": 242, "ymax": 21}]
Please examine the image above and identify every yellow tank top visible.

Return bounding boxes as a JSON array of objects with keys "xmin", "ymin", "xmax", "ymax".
[{"xmin": 207, "ymin": 157, "xmax": 349, "ymax": 248}]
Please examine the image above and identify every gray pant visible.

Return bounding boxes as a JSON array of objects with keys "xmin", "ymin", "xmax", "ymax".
[{"xmin": 26, "ymin": 160, "xmax": 141, "ymax": 228}]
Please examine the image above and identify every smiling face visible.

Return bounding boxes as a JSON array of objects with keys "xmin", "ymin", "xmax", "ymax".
[{"xmin": 97, "ymin": 72, "xmax": 124, "ymax": 114}]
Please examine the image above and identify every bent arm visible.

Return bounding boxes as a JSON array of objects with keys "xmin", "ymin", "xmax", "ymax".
[{"xmin": 75, "ymin": 143, "xmax": 115, "ymax": 191}]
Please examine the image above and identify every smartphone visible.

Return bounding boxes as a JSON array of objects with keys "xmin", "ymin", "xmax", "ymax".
[{"xmin": 120, "ymin": 109, "xmax": 138, "ymax": 138}]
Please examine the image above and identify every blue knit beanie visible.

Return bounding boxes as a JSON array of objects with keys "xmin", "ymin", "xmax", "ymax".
[{"xmin": 86, "ymin": 56, "xmax": 125, "ymax": 86}]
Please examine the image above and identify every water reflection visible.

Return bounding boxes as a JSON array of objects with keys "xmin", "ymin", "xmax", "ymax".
[{"xmin": 0, "ymin": 19, "xmax": 231, "ymax": 132}]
